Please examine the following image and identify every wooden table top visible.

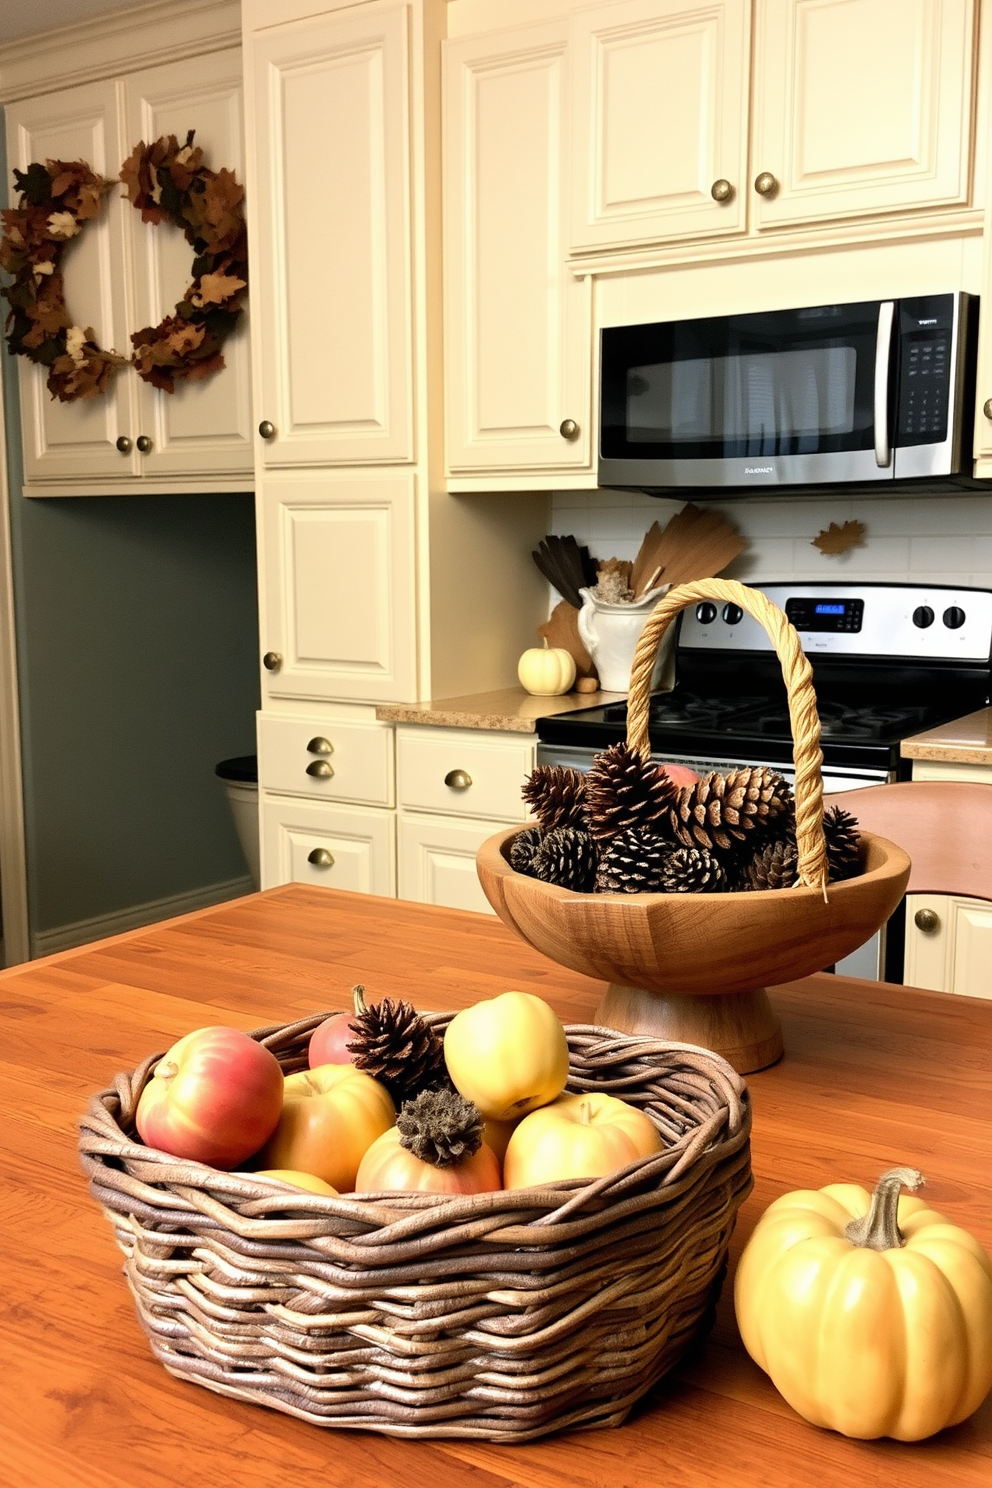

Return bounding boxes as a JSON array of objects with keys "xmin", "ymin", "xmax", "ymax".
[{"xmin": 2, "ymin": 885, "xmax": 989, "ymax": 1488}]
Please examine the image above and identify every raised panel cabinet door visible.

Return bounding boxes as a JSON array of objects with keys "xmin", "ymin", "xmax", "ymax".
[
  {"xmin": 121, "ymin": 50, "xmax": 253, "ymax": 481},
  {"xmin": 5, "ymin": 81, "xmax": 138, "ymax": 484},
  {"xmin": 752, "ymin": 0, "xmax": 976, "ymax": 230},
  {"xmin": 904, "ymin": 891, "xmax": 992, "ymax": 997},
  {"xmin": 259, "ymin": 468, "xmax": 417, "ymax": 704},
  {"xmin": 246, "ymin": 4, "xmax": 413, "ymax": 465},
  {"xmin": 443, "ymin": 22, "xmax": 592, "ymax": 474},
  {"xmin": 569, "ymin": 0, "xmax": 749, "ymax": 252},
  {"xmin": 397, "ymin": 813, "xmax": 498, "ymax": 914},
  {"xmin": 259, "ymin": 794, "xmax": 395, "ymax": 895}
]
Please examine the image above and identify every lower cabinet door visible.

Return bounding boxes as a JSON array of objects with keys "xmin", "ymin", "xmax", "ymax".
[
  {"xmin": 904, "ymin": 892, "xmax": 992, "ymax": 999},
  {"xmin": 397, "ymin": 813, "xmax": 503, "ymax": 915},
  {"xmin": 260, "ymin": 795, "xmax": 396, "ymax": 897}
]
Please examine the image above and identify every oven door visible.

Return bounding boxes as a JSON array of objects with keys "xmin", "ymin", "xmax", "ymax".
[{"xmin": 599, "ymin": 299, "xmax": 893, "ymax": 490}]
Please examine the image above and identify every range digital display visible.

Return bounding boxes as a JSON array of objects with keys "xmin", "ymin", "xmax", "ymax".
[{"xmin": 785, "ymin": 597, "xmax": 864, "ymax": 633}]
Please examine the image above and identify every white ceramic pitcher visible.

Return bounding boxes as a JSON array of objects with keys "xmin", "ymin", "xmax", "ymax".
[{"xmin": 577, "ymin": 586, "xmax": 675, "ymax": 694}]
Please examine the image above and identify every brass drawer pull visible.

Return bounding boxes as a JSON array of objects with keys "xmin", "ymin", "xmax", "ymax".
[
  {"xmin": 984, "ymin": 398, "xmax": 992, "ymax": 421},
  {"xmin": 754, "ymin": 171, "xmax": 779, "ymax": 198},
  {"xmin": 115, "ymin": 435, "xmax": 132, "ymax": 454},
  {"xmin": 307, "ymin": 848, "xmax": 334, "ymax": 868},
  {"xmin": 258, "ymin": 420, "xmax": 276, "ymax": 439},
  {"xmin": 444, "ymin": 769, "xmax": 472, "ymax": 791},
  {"xmin": 306, "ymin": 760, "xmax": 334, "ymax": 779},
  {"xmin": 711, "ymin": 178, "xmax": 733, "ymax": 202},
  {"xmin": 262, "ymin": 652, "xmax": 282, "ymax": 671},
  {"xmin": 136, "ymin": 434, "xmax": 153, "ymax": 453},
  {"xmin": 914, "ymin": 907, "xmax": 940, "ymax": 934},
  {"xmin": 559, "ymin": 418, "xmax": 579, "ymax": 441},
  {"xmin": 307, "ymin": 736, "xmax": 333, "ymax": 755}
]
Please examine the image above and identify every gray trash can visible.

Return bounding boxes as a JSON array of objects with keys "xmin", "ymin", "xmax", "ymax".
[{"xmin": 215, "ymin": 755, "xmax": 260, "ymax": 890}]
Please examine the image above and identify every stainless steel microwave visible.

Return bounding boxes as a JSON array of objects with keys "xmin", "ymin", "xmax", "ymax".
[{"xmin": 598, "ymin": 293, "xmax": 978, "ymax": 493}]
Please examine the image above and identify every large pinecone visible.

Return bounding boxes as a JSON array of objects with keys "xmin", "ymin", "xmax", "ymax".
[
  {"xmin": 531, "ymin": 826, "xmax": 599, "ymax": 891},
  {"xmin": 594, "ymin": 827, "xmax": 672, "ymax": 893},
  {"xmin": 583, "ymin": 742, "xmax": 680, "ymax": 842},
  {"xmin": 521, "ymin": 764, "xmax": 587, "ymax": 832},
  {"xmin": 508, "ymin": 825, "xmax": 543, "ymax": 875},
  {"xmin": 657, "ymin": 845, "xmax": 729, "ymax": 893},
  {"xmin": 396, "ymin": 1088, "xmax": 484, "ymax": 1167},
  {"xmin": 346, "ymin": 986, "xmax": 448, "ymax": 1105},
  {"xmin": 740, "ymin": 836, "xmax": 799, "ymax": 891},
  {"xmin": 669, "ymin": 767, "xmax": 792, "ymax": 851}
]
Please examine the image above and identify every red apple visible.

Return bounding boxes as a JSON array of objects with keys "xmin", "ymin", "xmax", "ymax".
[
  {"xmin": 658, "ymin": 761, "xmax": 700, "ymax": 787},
  {"xmin": 307, "ymin": 1011, "xmax": 359, "ymax": 1067},
  {"xmin": 136, "ymin": 1025, "xmax": 284, "ymax": 1169}
]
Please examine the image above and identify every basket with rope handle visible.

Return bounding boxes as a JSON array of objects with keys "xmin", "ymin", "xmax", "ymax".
[{"xmin": 625, "ymin": 578, "xmax": 829, "ymax": 896}]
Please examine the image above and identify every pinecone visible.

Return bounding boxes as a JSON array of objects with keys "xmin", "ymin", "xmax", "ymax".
[
  {"xmin": 346, "ymin": 986, "xmax": 448, "ymax": 1105},
  {"xmin": 823, "ymin": 805, "xmax": 861, "ymax": 881},
  {"xmin": 521, "ymin": 764, "xmax": 587, "ymax": 832},
  {"xmin": 583, "ymin": 742, "xmax": 680, "ymax": 842},
  {"xmin": 739, "ymin": 836, "xmax": 799, "ymax": 891},
  {"xmin": 657, "ymin": 845, "xmax": 729, "ymax": 893},
  {"xmin": 594, "ymin": 827, "xmax": 672, "ymax": 893},
  {"xmin": 531, "ymin": 826, "xmax": 599, "ymax": 892},
  {"xmin": 508, "ymin": 825, "xmax": 543, "ymax": 876},
  {"xmin": 669, "ymin": 767, "xmax": 792, "ymax": 851},
  {"xmin": 396, "ymin": 1087, "xmax": 484, "ymax": 1168}
]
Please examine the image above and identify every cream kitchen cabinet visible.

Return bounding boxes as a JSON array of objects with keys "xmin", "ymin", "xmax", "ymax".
[
  {"xmin": 975, "ymin": 146, "xmax": 992, "ymax": 477},
  {"xmin": 903, "ymin": 891, "xmax": 992, "ymax": 999},
  {"xmin": 568, "ymin": 0, "xmax": 977, "ymax": 257},
  {"xmin": 396, "ymin": 724, "xmax": 534, "ymax": 912},
  {"xmin": 260, "ymin": 795, "xmax": 396, "ymax": 895},
  {"xmin": 3, "ymin": 22, "xmax": 252, "ymax": 496},
  {"xmin": 443, "ymin": 19, "xmax": 593, "ymax": 484}
]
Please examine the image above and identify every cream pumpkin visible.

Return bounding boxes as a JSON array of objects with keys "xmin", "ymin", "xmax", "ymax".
[{"xmin": 517, "ymin": 642, "xmax": 576, "ymax": 696}]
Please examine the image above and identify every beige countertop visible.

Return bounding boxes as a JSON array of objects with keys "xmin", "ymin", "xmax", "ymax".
[
  {"xmin": 900, "ymin": 706, "xmax": 992, "ymax": 766},
  {"xmin": 376, "ymin": 685, "xmax": 625, "ymax": 734}
]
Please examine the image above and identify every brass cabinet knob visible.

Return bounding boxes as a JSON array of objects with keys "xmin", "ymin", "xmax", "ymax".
[
  {"xmin": 444, "ymin": 768, "xmax": 472, "ymax": 790},
  {"xmin": 306, "ymin": 736, "xmax": 334, "ymax": 755},
  {"xmin": 754, "ymin": 171, "xmax": 779, "ymax": 198},
  {"xmin": 559, "ymin": 418, "xmax": 580, "ymax": 441},
  {"xmin": 711, "ymin": 178, "xmax": 734, "ymax": 203},
  {"xmin": 306, "ymin": 759, "xmax": 334, "ymax": 779},
  {"xmin": 984, "ymin": 398, "xmax": 992, "ymax": 420},
  {"xmin": 136, "ymin": 434, "xmax": 153, "ymax": 454},
  {"xmin": 258, "ymin": 420, "xmax": 276, "ymax": 439},
  {"xmin": 914, "ymin": 907, "xmax": 941, "ymax": 934},
  {"xmin": 262, "ymin": 651, "xmax": 283, "ymax": 671},
  {"xmin": 307, "ymin": 848, "xmax": 334, "ymax": 868},
  {"xmin": 115, "ymin": 435, "xmax": 132, "ymax": 454}
]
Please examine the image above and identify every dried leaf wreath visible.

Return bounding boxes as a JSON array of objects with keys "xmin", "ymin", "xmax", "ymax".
[{"xmin": 0, "ymin": 131, "xmax": 248, "ymax": 402}]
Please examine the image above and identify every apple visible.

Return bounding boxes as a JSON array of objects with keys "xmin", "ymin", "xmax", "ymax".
[
  {"xmin": 355, "ymin": 1127, "xmax": 502, "ymax": 1196},
  {"xmin": 252, "ymin": 1063, "xmax": 395, "ymax": 1191},
  {"xmin": 135, "ymin": 1025, "xmax": 284, "ymax": 1170},
  {"xmin": 308, "ymin": 1011, "xmax": 359, "ymax": 1068},
  {"xmin": 443, "ymin": 991, "xmax": 569, "ymax": 1122},
  {"xmin": 502, "ymin": 1091, "xmax": 663, "ymax": 1189},
  {"xmin": 254, "ymin": 1169, "xmax": 338, "ymax": 1195},
  {"xmin": 658, "ymin": 761, "xmax": 701, "ymax": 787}
]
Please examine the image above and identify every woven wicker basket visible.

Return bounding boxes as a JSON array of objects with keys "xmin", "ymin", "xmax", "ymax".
[{"xmin": 79, "ymin": 1012, "xmax": 751, "ymax": 1442}]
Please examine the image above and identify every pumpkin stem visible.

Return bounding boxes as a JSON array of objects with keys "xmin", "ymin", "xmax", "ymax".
[{"xmin": 845, "ymin": 1166, "xmax": 924, "ymax": 1251}]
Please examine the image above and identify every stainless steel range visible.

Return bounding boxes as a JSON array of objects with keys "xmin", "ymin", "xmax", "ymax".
[{"xmin": 536, "ymin": 581, "xmax": 992, "ymax": 980}]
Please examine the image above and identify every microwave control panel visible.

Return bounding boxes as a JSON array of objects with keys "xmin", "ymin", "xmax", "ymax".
[{"xmin": 895, "ymin": 295, "xmax": 953, "ymax": 445}]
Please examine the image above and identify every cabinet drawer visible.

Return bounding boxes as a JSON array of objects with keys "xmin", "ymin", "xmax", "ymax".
[
  {"xmin": 396, "ymin": 729, "xmax": 534, "ymax": 820},
  {"xmin": 260, "ymin": 795, "xmax": 395, "ymax": 897},
  {"xmin": 258, "ymin": 714, "xmax": 394, "ymax": 806}
]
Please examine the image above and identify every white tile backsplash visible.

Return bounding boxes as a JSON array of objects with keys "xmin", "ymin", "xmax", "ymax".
[{"xmin": 550, "ymin": 489, "xmax": 992, "ymax": 590}]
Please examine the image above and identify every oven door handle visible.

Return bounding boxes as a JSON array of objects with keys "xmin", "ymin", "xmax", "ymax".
[{"xmin": 874, "ymin": 301, "xmax": 895, "ymax": 468}]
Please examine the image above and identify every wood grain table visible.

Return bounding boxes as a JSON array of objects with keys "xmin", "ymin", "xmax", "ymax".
[{"xmin": 2, "ymin": 885, "xmax": 989, "ymax": 1488}]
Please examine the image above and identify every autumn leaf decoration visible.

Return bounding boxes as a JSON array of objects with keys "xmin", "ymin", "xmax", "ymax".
[
  {"xmin": 0, "ymin": 132, "xmax": 248, "ymax": 401},
  {"xmin": 0, "ymin": 159, "xmax": 128, "ymax": 401},
  {"xmin": 812, "ymin": 520, "xmax": 867, "ymax": 556},
  {"xmin": 119, "ymin": 131, "xmax": 248, "ymax": 392}
]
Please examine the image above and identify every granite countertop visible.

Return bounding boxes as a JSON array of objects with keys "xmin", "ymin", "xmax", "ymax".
[
  {"xmin": 900, "ymin": 705, "xmax": 992, "ymax": 766},
  {"xmin": 375, "ymin": 685, "xmax": 625, "ymax": 734}
]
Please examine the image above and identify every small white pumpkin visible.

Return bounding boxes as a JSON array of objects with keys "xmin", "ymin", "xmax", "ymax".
[{"xmin": 517, "ymin": 641, "xmax": 576, "ymax": 696}]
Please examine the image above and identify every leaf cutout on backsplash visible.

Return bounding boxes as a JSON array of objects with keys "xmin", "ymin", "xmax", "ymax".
[{"xmin": 812, "ymin": 519, "xmax": 866, "ymax": 556}]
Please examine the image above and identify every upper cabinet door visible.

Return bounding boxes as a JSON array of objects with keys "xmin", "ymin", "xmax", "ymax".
[
  {"xmin": 569, "ymin": 0, "xmax": 750, "ymax": 253},
  {"xmin": 5, "ymin": 82, "xmax": 138, "ymax": 483},
  {"xmin": 122, "ymin": 50, "xmax": 253, "ymax": 481},
  {"xmin": 247, "ymin": 4, "xmax": 414, "ymax": 466},
  {"xmin": 443, "ymin": 21, "xmax": 592, "ymax": 475},
  {"xmin": 752, "ymin": 0, "xmax": 976, "ymax": 230}
]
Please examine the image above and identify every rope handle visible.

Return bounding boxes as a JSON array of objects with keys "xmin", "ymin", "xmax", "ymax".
[{"xmin": 626, "ymin": 578, "xmax": 828, "ymax": 894}]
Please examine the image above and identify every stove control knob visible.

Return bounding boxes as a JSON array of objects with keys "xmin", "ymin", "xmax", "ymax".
[
  {"xmin": 942, "ymin": 605, "xmax": 966, "ymax": 630},
  {"xmin": 695, "ymin": 602, "xmax": 718, "ymax": 624},
  {"xmin": 912, "ymin": 605, "xmax": 934, "ymax": 629},
  {"xmin": 722, "ymin": 603, "xmax": 743, "ymax": 625}
]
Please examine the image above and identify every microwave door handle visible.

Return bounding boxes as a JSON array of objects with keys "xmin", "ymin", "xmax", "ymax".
[{"xmin": 874, "ymin": 301, "xmax": 895, "ymax": 467}]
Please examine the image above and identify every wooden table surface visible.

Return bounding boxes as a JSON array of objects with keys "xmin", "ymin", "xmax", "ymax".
[{"xmin": 2, "ymin": 885, "xmax": 990, "ymax": 1488}]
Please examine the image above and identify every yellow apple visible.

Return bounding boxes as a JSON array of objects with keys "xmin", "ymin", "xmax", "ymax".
[
  {"xmin": 503, "ymin": 1091, "xmax": 663, "ymax": 1188},
  {"xmin": 443, "ymin": 991, "xmax": 569, "ymax": 1121},
  {"xmin": 252, "ymin": 1063, "xmax": 395, "ymax": 1191}
]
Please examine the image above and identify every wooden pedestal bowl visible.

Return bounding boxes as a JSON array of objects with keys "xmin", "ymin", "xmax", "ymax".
[{"xmin": 477, "ymin": 579, "xmax": 913, "ymax": 1074}]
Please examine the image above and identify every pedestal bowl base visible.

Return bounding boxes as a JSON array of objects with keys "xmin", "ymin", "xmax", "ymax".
[{"xmin": 594, "ymin": 983, "xmax": 785, "ymax": 1074}]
